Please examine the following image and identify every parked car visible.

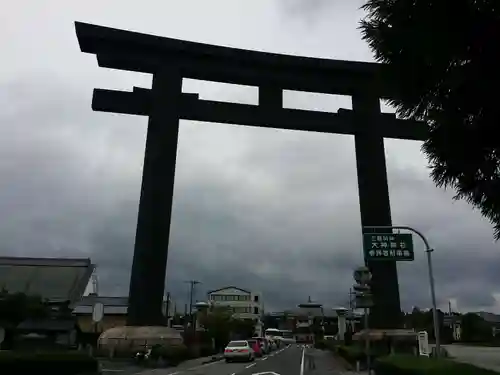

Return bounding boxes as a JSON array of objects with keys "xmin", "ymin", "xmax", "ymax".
[
  {"xmin": 224, "ymin": 340, "xmax": 255, "ymax": 362},
  {"xmin": 247, "ymin": 339, "xmax": 263, "ymax": 357}
]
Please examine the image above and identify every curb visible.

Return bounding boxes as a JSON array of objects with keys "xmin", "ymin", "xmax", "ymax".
[{"xmin": 201, "ymin": 356, "xmax": 224, "ymax": 365}]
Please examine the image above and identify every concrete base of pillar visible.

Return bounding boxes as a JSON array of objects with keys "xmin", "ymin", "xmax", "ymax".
[{"xmin": 97, "ymin": 326, "xmax": 184, "ymax": 357}]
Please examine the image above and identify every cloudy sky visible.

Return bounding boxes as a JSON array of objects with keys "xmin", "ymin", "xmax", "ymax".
[{"xmin": 1, "ymin": 0, "xmax": 499, "ymax": 314}]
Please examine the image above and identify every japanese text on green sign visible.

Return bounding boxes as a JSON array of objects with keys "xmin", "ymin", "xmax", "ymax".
[{"xmin": 363, "ymin": 233, "xmax": 414, "ymax": 261}]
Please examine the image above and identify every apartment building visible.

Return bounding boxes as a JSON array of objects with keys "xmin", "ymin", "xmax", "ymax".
[{"xmin": 207, "ymin": 286, "xmax": 263, "ymax": 321}]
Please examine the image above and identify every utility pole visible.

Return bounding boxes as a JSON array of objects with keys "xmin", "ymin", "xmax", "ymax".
[
  {"xmin": 185, "ymin": 280, "xmax": 201, "ymax": 330},
  {"xmin": 364, "ymin": 225, "xmax": 441, "ymax": 358},
  {"xmin": 349, "ymin": 288, "xmax": 356, "ymax": 311},
  {"xmin": 353, "ymin": 266, "xmax": 373, "ymax": 375},
  {"xmin": 348, "ymin": 288, "xmax": 356, "ymax": 332},
  {"xmin": 165, "ymin": 292, "xmax": 171, "ymax": 318}
]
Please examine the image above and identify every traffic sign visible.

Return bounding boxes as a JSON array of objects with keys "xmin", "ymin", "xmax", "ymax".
[
  {"xmin": 92, "ymin": 302, "xmax": 104, "ymax": 322},
  {"xmin": 363, "ymin": 233, "xmax": 414, "ymax": 261}
]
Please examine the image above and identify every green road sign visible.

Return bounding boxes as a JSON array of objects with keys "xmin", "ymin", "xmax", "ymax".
[{"xmin": 363, "ymin": 233, "xmax": 414, "ymax": 261}]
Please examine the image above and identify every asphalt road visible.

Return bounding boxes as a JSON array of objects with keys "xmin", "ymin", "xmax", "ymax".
[
  {"xmin": 137, "ymin": 344, "xmax": 305, "ymax": 375},
  {"xmin": 444, "ymin": 344, "xmax": 500, "ymax": 372}
]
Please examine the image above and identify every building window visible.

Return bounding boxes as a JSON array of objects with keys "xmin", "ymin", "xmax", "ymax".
[
  {"xmin": 254, "ymin": 295, "xmax": 259, "ymax": 302},
  {"xmin": 254, "ymin": 307, "xmax": 259, "ymax": 314}
]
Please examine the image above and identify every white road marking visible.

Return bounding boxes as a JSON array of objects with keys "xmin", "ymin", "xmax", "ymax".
[
  {"xmin": 261, "ymin": 357, "xmax": 268, "ymax": 361},
  {"xmin": 245, "ymin": 363, "xmax": 256, "ymax": 369},
  {"xmin": 102, "ymin": 370, "xmax": 125, "ymax": 373},
  {"xmin": 300, "ymin": 348, "xmax": 305, "ymax": 375},
  {"xmin": 185, "ymin": 360, "xmax": 221, "ymax": 372}
]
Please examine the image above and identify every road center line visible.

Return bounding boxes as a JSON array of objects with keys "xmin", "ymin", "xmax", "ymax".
[{"xmin": 300, "ymin": 348, "xmax": 305, "ymax": 375}]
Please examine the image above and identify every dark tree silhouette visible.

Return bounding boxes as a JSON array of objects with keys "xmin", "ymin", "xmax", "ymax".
[{"xmin": 360, "ymin": 0, "xmax": 500, "ymax": 238}]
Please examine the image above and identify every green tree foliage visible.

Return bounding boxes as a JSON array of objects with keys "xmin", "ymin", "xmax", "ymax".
[
  {"xmin": 198, "ymin": 306, "xmax": 257, "ymax": 349},
  {"xmin": 198, "ymin": 306, "xmax": 233, "ymax": 349},
  {"xmin": 460, "ymin": 313, "xmax": 493, "ymax": 342},
  {"xmin": 231, "ymin": 318, "xmax": 256, "ymax": 338},
  {"xmin": 360, "ymin": 0, "xmax": 500, "ymax": 238},
  {"xmin": 403, "ymin": 307, "xmax": 448, "ymax": 341}
]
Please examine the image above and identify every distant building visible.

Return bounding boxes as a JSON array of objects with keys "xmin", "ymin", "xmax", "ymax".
[
  {"xmin": 207, "ymin": 286, "xmax": 263, "ymax": 322},
  {"xmin": 266, "ymin": 299, "xmax": 363, "ymax": 342},
  {"xmin": 73, "ymin": 294, "xmax": 173, "ymax": 333}
]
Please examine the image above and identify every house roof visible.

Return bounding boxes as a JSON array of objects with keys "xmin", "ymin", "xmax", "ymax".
[
  {"xmin": 0, "ymin": 256, "xmax": 94, "ymax": 303},
  {"xmin": 476, "ymin": 311, "xmax": 500, "ymax": 324},
  {"xmin": 207, "ymin": 286, "xmax": 251, "ymax": 294}
]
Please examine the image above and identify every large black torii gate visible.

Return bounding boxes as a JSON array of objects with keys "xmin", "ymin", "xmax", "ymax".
[{"xmin": 75, "ymin": 22, "xmax": 427, "ymax": 328}]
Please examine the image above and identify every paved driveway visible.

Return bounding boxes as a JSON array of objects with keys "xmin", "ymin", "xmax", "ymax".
[{"xmin": 444, "ymin": 344, "xmax": 500, "ymax": 372}]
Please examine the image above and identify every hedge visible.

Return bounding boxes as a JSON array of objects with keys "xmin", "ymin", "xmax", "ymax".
[
  {"xmin": 374, "ymin": 355, "xmax": 500, "ymax": 375},
  {"xmin": 152, "ymin": 344, "xmax": 190, "ymax": 366},
  {"xmin": 336, "ymin": 344, "xmax": 388, "ymax": 366},
  {"xmin": 0, "ymin": 351, "xmax": 100, "ymax": 375}
]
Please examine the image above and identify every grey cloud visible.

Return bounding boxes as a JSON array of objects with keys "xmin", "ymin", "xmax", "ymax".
[{"xmin": 1, "ymin": 1, "xmax": 499, "ymax": 315}]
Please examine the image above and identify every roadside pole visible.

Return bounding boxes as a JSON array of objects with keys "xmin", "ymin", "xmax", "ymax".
[
  {"xmin": 364, "ymin": 307, "xmax": 370, "ymax": 374},
  {"xmin": 353, "ymin": 266, "xmax": 373, "ymax": 374},
  {"xmin": 363, "ymin": 225, "xmax": 440, "ymax": 358}
]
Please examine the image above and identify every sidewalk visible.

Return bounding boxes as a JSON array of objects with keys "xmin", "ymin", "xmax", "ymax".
[
  {"xmin": 304, "ymin": 348, "xmax": 367, "ymax": 375},
  {"xmin": 111, "ymin": 354, "xmax": 224, "ymax": 375},
  {"xmin": 174, "ymin": 354, "xmax": 223, "ymax": 369}
]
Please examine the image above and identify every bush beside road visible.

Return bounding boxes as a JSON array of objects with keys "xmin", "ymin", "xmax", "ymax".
[
  {"xmin": 0, "ymin": 351, "xmax": 100, "ymax": 375},
  {"xmin": 375, "ymin": 355, "xmax": 500, "ymax": 375},
  {"xmin": 319, "ymin": 340, "xmax": 500, "ymax": 375}
]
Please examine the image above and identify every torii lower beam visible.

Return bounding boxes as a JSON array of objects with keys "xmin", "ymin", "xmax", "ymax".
[{"xmin": 92, "ymin": 88, "xmax": 426, "ymax": 141}]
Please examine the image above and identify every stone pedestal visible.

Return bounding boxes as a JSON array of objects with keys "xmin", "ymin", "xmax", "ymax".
[
  {"xmin": 352, "ymin": 329, "xmax": 418, "ymax": 356},
  {"xmin": 334, "ymin": 308, "xmax": 348, "ymax": 341},
  {"xmin": 97, "ymin": 326, "xmax": 184, "ymax": 357},
  {"xmin": 338, "ymin": 316, "xmax": 346, "ymax": 341}
]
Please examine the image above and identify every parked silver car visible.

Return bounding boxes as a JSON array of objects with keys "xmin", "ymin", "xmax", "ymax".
[{"xmin": 224, "ymin": 340, "xmax": 255, "ymax": 362}]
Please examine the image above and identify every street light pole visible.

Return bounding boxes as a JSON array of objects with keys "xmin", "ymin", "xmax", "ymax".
[
  {"xmin": 353, "ymin": 266, "xmax": 372, "ymax": 374},
  {"xmin": 363, "ymin": 225, "xmax": 440, "ymax": 358}
]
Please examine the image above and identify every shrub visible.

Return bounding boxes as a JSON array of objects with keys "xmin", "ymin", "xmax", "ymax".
[
  {"xmin": 0, "ymin": 350, "xmax": 99, "ymax": 375},
  {"xmin": 158, "ymin": 345, "xmax": 190, "ymax": 366},
  {"xmin": 314, "ymin": 340, "xmax": 327, "ymax": 350},
  {"xmin": 375, "ymin": 355, "xmax": 500, "ymax": 375},
  {"xmin": 336, "ymin": 344, "xmax": 390, "ymax": 367},
  {"xmin": 337, "ymin": 344, "xmax": 365, "ymax": 364}
]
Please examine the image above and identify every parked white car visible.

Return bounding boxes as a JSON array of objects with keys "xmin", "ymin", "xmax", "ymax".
[{"xmin": 224, "ymin": 340, "xmax": 255, "ymax": 362}]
